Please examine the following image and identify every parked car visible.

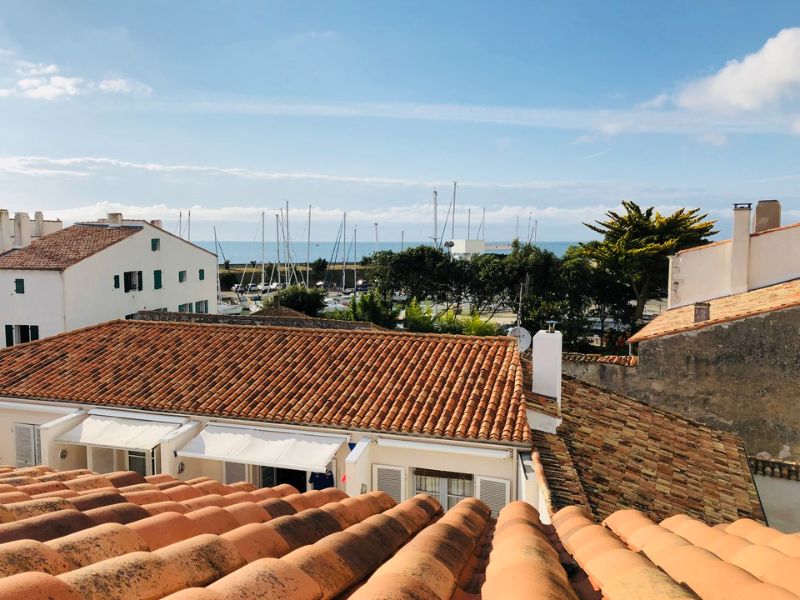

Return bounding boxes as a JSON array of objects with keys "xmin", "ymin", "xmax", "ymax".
[
  {"xmin": 246, "ymin": 283, "xmax": 259, "ymax": 292},
  {"xmin": 231, "ymin": 283, "xmax": 244, "ymax": 292}
]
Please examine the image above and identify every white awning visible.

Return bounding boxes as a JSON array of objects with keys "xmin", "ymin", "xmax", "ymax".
[
  {"xmin": 176, "ymin": 424, "xmax": 347, "ymax": 472},
  {"xmin": 57, "ymin": 414, "xmax": 181, "ymax": 451}
]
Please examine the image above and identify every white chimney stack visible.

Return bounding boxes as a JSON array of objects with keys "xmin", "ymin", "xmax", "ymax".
[
  {"xmin": 730, "ymin": 203, "xmax": 751, "ymax": 295},
  {"xmin": 13, "ymin": 212, "xmax": 31, "ymax": 247},
  {"xmin": 33, "ymin": 211, "xmax": 44, "ymax": 237},
  {"xmin": 0, "ymin": 210, "xmax": 11, "ymax": 252},
  {"xmin": 107, "ymin": 212, "xmax": 123, "ymax": 225},
  {"xmin": 532, "ymin": 324, "xmax": 562, "ymax": 410},
  {"xmin": 754, "ymin": 200, "xmax": 781, "ymax": 233}
]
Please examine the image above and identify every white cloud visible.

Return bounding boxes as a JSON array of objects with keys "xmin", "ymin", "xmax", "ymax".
[
  {"xmin": 637, "ymin": 93, "xmax": 669, "ymax": 109},
  {"xmin": 697, "ymin": 132, "xmax": 728, "ymax": 146},
  {"xmin": 97, "ymin": 78, "xmax": 152, "ymax": 95},
  {"xmin": 677, "ymin": 27, "xmax": 800, "ymax": 112},
  {"xmin": 0, "ymin": 49, "xmax": 151, "ymax": 101}
]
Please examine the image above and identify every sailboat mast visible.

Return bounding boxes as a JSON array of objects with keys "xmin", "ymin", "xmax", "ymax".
[
  {"xmin": 306, "ymin": 205, "xmax": 311, "ymax": 287},
  {"xmin": 481, "ymin": 208, "xmax": 486, "ymax": 240},
  {"xmin": 467, "ymin": 208, "xmax": 471, "ymax": 240},
  {"xmin": 213, "ymin": 226, "xmax": 220, "ymax": 308},
  {"xmin": 401, "ymin": 230, "xmax": 405, "ymax": 251},
  {"xmin": 451, "ymin": 181, "xmax": 456, "ymax": 241},
  {"xmin": 261, "ymin": 211, "xmax": 265, "ymax": 287},
  {"xmin": 284, "ymin": 201, "xmax": 291, "ymax": 285},
  {"xmin": 342, "ymin": 212, "xmax": 347, "ymax": 290},
  {"xmin": 353, "ymin": 225, "xmax": 358, "ymax": 294},
  {"xmin": 188, "ymin": 210, "xmax": 191, "ymax": 242},
  {"xmin": 179, "ymin": 211, "xmax": 182, "ymax": 239},
  {"xmin": 432, "ymin": 190, "xmax": 438, "ymax": 248},
  {"xmin": 275, "ymin": 213, "xmax": 281, "ymax": 287}
]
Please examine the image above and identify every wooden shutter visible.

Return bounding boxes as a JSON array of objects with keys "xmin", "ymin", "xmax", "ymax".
[
  {"xmin": 33, "ymin": 426, "xmax": 42, "ymax": 465},
  {"xmin": 373, "ymin": 464, "xmax": 406, "ymax": 503},
  {"xmin": 137, "ymin": 271, "xmax": 144, "ymax": 291},
  {"xmin": 14, "ymin": 423, "xmax": 35, "ymax": 467},
  {"xmin": 225, "ymin": 462, "xmax": 247, "ymax": 485},
  {"xmin": 14, "ymin": 279, "xmax": 24, "ymax": 294},
  {"xmin": 154, "ymin": 270, "xmax": 162, "ymax": 290},
  {"xmin": 4, "ymin": 325, "xmax": 13, "ymax": 347},
  {"xmin": 124, "ymin": 272, "xmax": 131, "ymax": 292},
  {"xmin": 30, "ymin": 326, "xmax": 39, "ymax": 342},
  {"xmin": 476, "ymin": 476, "xmax": 510, "ymax": 518}
]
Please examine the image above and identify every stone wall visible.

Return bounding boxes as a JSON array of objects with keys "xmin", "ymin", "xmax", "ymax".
[{"xmin": 562, "ymin": 305, "xmax": 800, "ymax": 459}]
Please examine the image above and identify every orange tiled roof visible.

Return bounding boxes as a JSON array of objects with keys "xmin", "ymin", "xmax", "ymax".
[
  {"xmin": 133, "ymin": 309, "xmax": 383, "ymax": 331},
  {"xmin": 0, "ymin": 319, "xmax": 530, "ymax": 444},
  {"xmin": 536, "ymin": 377, "xmax": 764, "ymax": 525},
  {"xmin": 0, "ymin": 224, "xmax": 141, "ymax": 270},
  {"xmin": 562, "ymin": 352, "xmax": 639, "ymax": 367},
  {"xmin": 629, "ymin": 277, "xmax": 800, "ymax": 343},
  {"xmin": 0, "ymin": 465, "xmax": 792, "ymax": 600}
]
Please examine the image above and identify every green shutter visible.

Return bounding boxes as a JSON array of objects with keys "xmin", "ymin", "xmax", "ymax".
[
  {"xmin": 199, "ymin": 269, "xmax": 205, "ymax": 281},
  {"xmin": 14, "ymin": 279, "xmax": 24, "ymax": 294},
  {"xmin": 154, "ymin": 270, "xmax": 162, "ymax": 290},
  {"xmin": 114, "ymin": 275, "xmax": 120, "ymax": 289},
  {"xmin": 151, "ymin": 238, "xmax": 160, "ymax": 251}
]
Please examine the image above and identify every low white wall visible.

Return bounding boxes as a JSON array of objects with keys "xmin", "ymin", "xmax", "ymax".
[
  {"xmin": 749, "ymin": 226, "xmax": 800, "ymax": 290},
  {"xmin": 754, "ymin": 475, "xmax": 800, "ymax": 533},
  {"xmin": 669, "ymin": 242, "xmax": 731, "ymax": 308}
]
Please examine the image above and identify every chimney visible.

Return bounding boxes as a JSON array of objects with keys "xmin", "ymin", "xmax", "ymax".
[
  {"xmin": 0, "ymin": 210, "xmax": 11, "ymax": 252},
  {"xmin": 754, "ymin": 200, "xmax": 781, "ymax": 233},
  {"xmin": 150, "ymin": 219, "xmax": 163, "ymax": 229},
  {"xmin": 33, "ymin": 211, "xmax": 44, "ymax": 237},
  {"xmin": 693, "ymin": 301, "xmax": 710, "ymax": 323},
  {"xmin": 14, "ymin": 212, "xmax": 31, "ymax": 247},
  {"xmin": 730, "ymin": 203, "xmax": 751, "ymax": 294},
  {"xmin": 107, "ymin": 212, "xmax": 123, "ymax": 226},
  {"xmin": 532, "ymin": 323, "xmax": 562, "ymax": 410}
]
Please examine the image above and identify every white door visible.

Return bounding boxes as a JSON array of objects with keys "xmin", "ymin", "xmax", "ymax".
[{"xmin": 373, "ymin": 464, "xmax": 406, "ymax": 503}]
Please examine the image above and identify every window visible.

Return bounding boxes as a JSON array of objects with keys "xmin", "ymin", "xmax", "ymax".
[
  {"xmin": 178, "ymin": 270, "xmax": 187, "ymax": 283},
  {"xmin": 154, "ymin": 270, "xmax": 162, "ymax": 290},
  {"xmin": 199, "ymin": 268, "xmax": 205, "ymax": 281},
  {"xmin": 123, "ymin": 271, "xmax": 143, "ymax": 292},
  {"xmin": 127, "ymin": 451, "xmax": 147, "ymax": 477},
  {"xmin": 4, "ymin": 325, "xmax": 39, "ymax": 347},
  {"xmin": 178, "ymin": 303, "xmax": 192, "ymax": 313},
  {"xmin": 114, "ymin": 275, "xmax": 120, "ymax": 289},
  {"xmin": 14, "ymin": 279, "xmax": 24, "ymax": 294},
  {"xmin": 194, "ymin": 300, "xmax": 208, "ymax": 314},
  {"xmin": 151, "ymin": 238, "xmax": 160, "ymax": 251},
  {"xmin": 14, "ymin": 423, "xmax": 42, "ymax": 467},
  {"xmin": 413, "ymin": 468, "xmax": 474, "ymax": 510}
]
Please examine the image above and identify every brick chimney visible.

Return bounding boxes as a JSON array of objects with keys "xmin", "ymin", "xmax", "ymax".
[
  {"xmin": 107, "ymin": 212, "xmax": 123, "ymax": 225},
  {"xmin": 730, "ymin": 203, "xmax": 751, "ymax": 295},
  {"xmin": 0, "ymin": 210, "xmax": 11, "ymax": 252},
  {"xmin": 14, "ymin": 212, "xmax": 31, "ymax": 247},
  {"xmin": 754, "ymin": 200, "xmax": 781, "ymax": 233},
  {"xmin": 693, "ymin": 301, "xmax": 710, "ymax": 323},
  {"xmin": 532, "ymin": 324, "xmax": 563, "ymax": 410}
]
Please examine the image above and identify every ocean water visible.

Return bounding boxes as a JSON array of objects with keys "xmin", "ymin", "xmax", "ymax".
[{"xmin": 197, "ymin": 241, "xmax": 577, "ymax": 264}]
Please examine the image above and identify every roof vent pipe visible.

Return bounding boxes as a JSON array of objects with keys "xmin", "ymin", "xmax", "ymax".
[{"xmin": 693, "ymin": 302, "xmax": 711, "ymax": 323}]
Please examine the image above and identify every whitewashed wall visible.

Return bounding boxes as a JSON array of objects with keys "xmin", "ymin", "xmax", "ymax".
[{"xmin": 0, "ymin": 270, "xmax": 65, "ymax": 339}]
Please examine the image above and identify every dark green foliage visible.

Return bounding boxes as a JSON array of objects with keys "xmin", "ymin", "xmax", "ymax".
[{"xmin": 272, "ymin": 285, "xmax": 326, "ymax": 317}]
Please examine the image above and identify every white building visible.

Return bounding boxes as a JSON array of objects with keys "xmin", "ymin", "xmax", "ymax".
[
  {"xmin": 668, "ymin": 200, "xmax": 800, "ymax": 309},
  {"xmin": 0, "ymin": 209, "xmax": 62, "ymax": 250},
  {"xmin": 0, "ymin": 212, "xmax": 217, "ymax": 346}
]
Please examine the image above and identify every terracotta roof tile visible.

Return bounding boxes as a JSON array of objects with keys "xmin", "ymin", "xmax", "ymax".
[
  {"xmin": 629, "ymin": 277, "xmax": 800, "ymax": 342},
  {"xmin": 562, "ymin": 352, "xmax": 639, "ymax": 367},
  {"xmin": 0, "ymin": 224, "xmax": 141, "ymax": 271},
  {"xmin": 0, "ymin": 319, "xmax": 530, "ymax": 444},
  {"xmin": 536, "ymin": 376, "xmax": 765, "ymax": 525}
]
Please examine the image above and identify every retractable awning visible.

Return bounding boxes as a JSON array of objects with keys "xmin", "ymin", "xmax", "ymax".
[
  {"xmin": 176, "ymin": 424, "xmax": 347, "ymax": 472},
  {"xmin": 57, "ymin": 414, "xmax": 182, "ymax": 451}
]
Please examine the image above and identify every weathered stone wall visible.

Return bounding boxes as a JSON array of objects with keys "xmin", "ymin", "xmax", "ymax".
[{"xmin": 563, "ymin": 306, "xmax": 800, "ymax": 459}]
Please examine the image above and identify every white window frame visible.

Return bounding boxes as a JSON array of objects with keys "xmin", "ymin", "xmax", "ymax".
[{"xmin": 413, "ymin": 468, "xmax": 474, "ymax": 510}]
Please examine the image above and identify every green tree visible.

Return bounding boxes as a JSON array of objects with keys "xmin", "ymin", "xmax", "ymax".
[
  {"xmin": 582, "ymin": 201, "xmax": 717, "ymax": 323},
  {"xmin": 272, "ymin": 285, "xmax": 326, "ymax": 317},
  {"xmin": 403, "ymin": 298, "xmax": 435, "ymax": 332},
  {"xmin": 309, "ymin": 258, "xmax": 328, "ymax": 283},
  {"xmin": 349, "ymin": 290, "xmax": 399, "ymax": 328},
  {"xmin": 460, "ymin": 311, "xmax": 500, "ymax": 336},
  {"xmin": 223, "ymin": 259, "xmax": 231, "ymax": 272}
]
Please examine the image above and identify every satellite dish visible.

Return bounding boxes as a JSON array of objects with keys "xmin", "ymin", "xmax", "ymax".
[{"xmin": 507, "ymin": 326, "xmax": 532, "ymax": 353}]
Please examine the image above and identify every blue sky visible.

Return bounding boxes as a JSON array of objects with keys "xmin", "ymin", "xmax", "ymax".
[{"xmin": 1, "ymin": 1, "xmax": 799, "ymax": 241}]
